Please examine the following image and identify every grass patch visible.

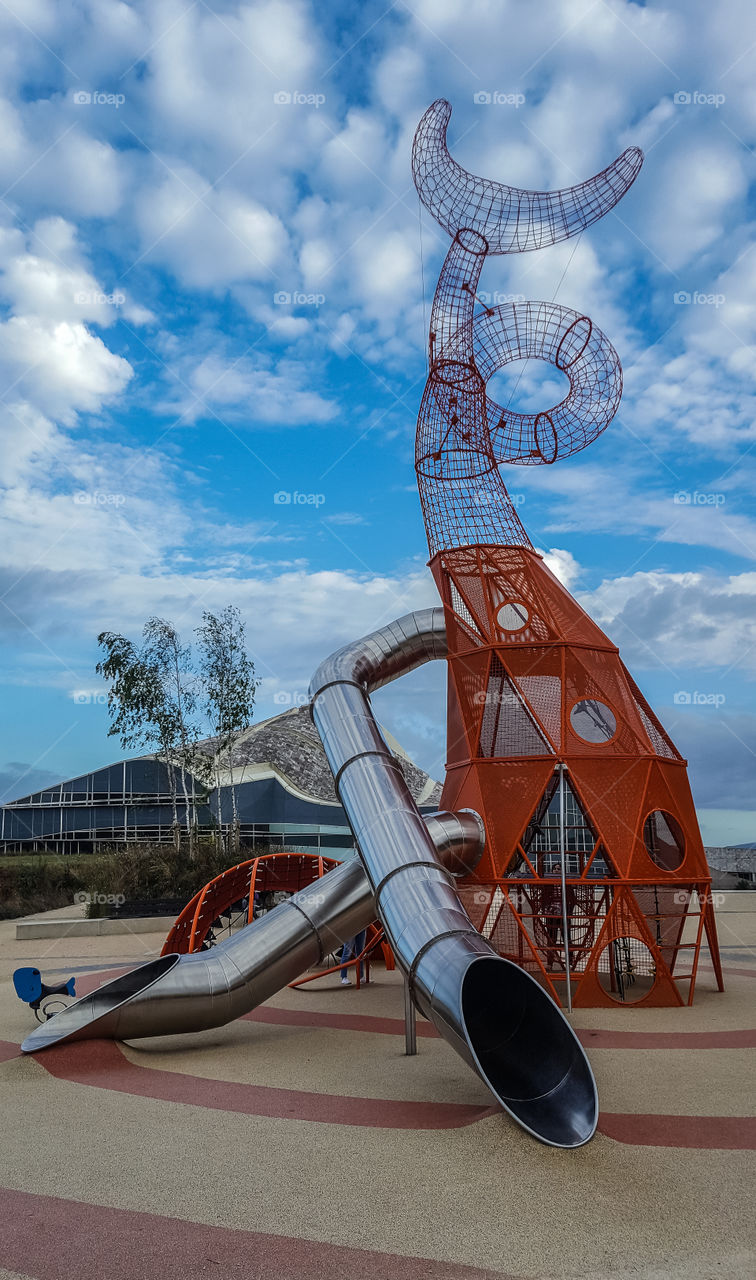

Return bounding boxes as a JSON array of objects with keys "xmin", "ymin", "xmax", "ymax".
[{"xmin": 0, "ymin": 842, "xmax": 274, "ymax": 920}]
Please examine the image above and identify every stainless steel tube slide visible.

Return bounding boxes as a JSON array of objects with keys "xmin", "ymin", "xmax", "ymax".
[
  {"xmin": 21, "ymin": 809, "xmax": 482, "ymax": 1054},
  {"xmin": 310, "ymin": 608, "xmax": 598, "ymax": 1148}
]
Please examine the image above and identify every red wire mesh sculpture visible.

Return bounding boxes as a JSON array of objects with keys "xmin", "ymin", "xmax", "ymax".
[{"xmin": 413, "ymin": 100, "xmax": 722, "ymax": 1007}]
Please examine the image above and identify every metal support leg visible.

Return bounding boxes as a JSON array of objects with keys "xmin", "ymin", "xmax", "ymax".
[
  {"xmin": 404, "ymin": 979, "xmax": 417, "ymax": 1055},
  {"xmin": 558, "ymin": 763, "xmax": 573, "ymax": 1012}
]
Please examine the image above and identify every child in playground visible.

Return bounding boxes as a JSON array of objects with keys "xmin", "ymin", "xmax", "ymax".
[{"xmin": 340, "ymin": 931, "xmax": 366, "ymax": 985}]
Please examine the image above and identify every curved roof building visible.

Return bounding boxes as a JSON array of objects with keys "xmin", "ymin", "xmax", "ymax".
[{"xmin": 0, "ymin": 706, "xmax": 442, "ymax": 856}]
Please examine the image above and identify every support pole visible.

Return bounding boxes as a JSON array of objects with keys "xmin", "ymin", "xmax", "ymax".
[
  {"xmin": 404, "ymin": 978, "xmax": 417, "ymax": 1055},
  {"xmin": 558, "ymin": 763, "xmax": 573, "ymax": 1012}
]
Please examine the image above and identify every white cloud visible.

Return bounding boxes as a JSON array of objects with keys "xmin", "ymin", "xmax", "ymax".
[
  {"xmin": 135, "ymin": 165, "xmax": 289, "ymax": 288},
  {"xmin": 0, "ymin": 316, "xmax": 132, "ymax": 420},
  {"xmin": 515, "ymin": 459, "xmax": 756, "ymax": 561},
  {"xmin": 172, "ymin": 352, "xmax": 338, "ymax": 425},
  {"xmin": 581, "ymin": 568, "xmax": 756, "ymax": 674},
  {"xmin": 541, "ymin": 546, "xmax": 580, "ymax": 589},
  {"xmin": 640, "ymin": 137, "xmax": 748, "ymax": 271}
]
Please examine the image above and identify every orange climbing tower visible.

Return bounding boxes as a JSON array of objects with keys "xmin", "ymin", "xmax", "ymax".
[{"xmin": 432, "ymin": 543, "xmax": 723, "ymax": 1006}]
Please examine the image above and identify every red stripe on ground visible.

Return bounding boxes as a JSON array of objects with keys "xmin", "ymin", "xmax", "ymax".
[
  {"xmin": 251, "ymin": 1006, "xmax": 756, "ymax": 1050},
  {"xmin": 599, "ymin": 1113, "xmax": 756, "ymax": 1150},
  {"xmin": 244, "ymin": 1004, "xmax": 438, "ymax": 1037},
  {"xmin": 70, "ymin": 966, "xmax": 756, "ymax": 1048},
  {"xmin": 577, "ymin": 1027, "xmax": 756, "ymax": 1049},
  {"xmin": 0, "ymin": 1039, "xmax": 21, "ymax": 1063},
  {"xmin": 3, "ymin": 1040, "xmax": 754, "ymax": 1148},
  {"xmin": 76, "ymin": 967, "xmax": 130, "ymax": 995},
  {"xmin": 0, "ymin": 1187, "xmax": 512, "ymax": 1280},
  {"xmin": 25, "ymin": 1039, "xmax": 499, "ymax": 1130}
]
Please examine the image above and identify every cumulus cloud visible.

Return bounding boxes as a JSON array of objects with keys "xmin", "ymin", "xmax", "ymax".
[
  {"xmin": 0, "ymin": 316, "xmax": 132, "ymax": 420},
  {"xmin": 164, "ymin": 351, "xmax": 338, "ymax": 425},
  {"xmin": 135, "ymin": 166, "xmax": 289, "ymax": 289},
  {"xmin": 580, "ymin": 568, "xmax": 756, "ymax": 674}
]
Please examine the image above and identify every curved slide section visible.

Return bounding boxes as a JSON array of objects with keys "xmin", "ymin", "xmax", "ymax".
[
  {"xmin": 21, "ymin": 809, "xmax": 482, "ymax": 1053},
  {"xmin": 310, "ymin": 608, "xmax": 598, "ymax": 1148}
]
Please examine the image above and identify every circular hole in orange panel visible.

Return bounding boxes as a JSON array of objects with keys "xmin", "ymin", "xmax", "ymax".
[
  {"xmin": 496, "ymin": 600, "xmax": 529, "ymax": 632},
  {"xmin": 643, "ymin": 809, "xmax": 686, "ymax": 871},
  {"xmin": 597, "ymin": 936, "xmax": 656, "ymax": 1004},
  {"xmin": 569, "ymin": 698, "xmax": 617, "ymax": 744}
]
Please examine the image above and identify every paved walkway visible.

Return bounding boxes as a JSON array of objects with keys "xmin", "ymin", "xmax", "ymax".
[{"xmin": 1, "ymin": 905, "xmax": 754, "ymax": 1279}]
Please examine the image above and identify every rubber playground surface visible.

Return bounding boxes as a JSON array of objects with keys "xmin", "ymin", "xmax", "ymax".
[{"xmin": 0, "ymin": 901, "xmax": 754, "ymax": 1280}]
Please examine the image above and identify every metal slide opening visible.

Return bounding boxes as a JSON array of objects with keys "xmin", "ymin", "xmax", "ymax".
[
  {"xmin": 460, "ymin": 956, "xmax": 597, "ymax": 1148},
  {"xmin": 21, "ymin": 954, "xmax": 181, "ymax": 1052}
]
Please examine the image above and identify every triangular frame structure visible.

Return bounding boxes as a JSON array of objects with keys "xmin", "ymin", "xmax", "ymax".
[{"xmin": 434, "ymin": 543, "xmax": 723, "ymax": 1008}]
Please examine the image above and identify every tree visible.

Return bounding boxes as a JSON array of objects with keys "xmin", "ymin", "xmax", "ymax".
[
  {"xmin": 196, "ymin": 606, "xmax": 259, "ymax": 853},
  {"xmin": 96, "ymin": 631, "xmax": 182, "ymax": 845},
  {"xmin": 142, "ymin": 618, "xmax": 200, "ymax": 853}
]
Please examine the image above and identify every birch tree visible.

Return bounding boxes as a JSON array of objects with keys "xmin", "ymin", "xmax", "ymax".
[
  {"xmin": 196, "ymin": 606, "xmax": 258, "ymax": 853},
  {"xmin": 96, "ymin": 631, "xmax": 182, "ymax": 846},
  {"xmin": 142, "ymin": 618, "xmax": 199, "ymax": 854}
]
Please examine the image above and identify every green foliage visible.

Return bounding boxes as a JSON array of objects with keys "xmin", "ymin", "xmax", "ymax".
[
  {"xmin": 195, "ymin": 605, "xmax": 259, "ymax": 746},
  {"xmin": 0, "ymin": 842, "xmax": 276, "ymax": 919},
  {"xmin": 196, "ymin": 605, "xmax": 259, "ymax": 849},
  {"xmin": 0, "ymin": 855, "xmax": 89, "ymax": 919},
  {"xmin": 95, "ymin": 632, "xmax": 162, "ymax": 753}
]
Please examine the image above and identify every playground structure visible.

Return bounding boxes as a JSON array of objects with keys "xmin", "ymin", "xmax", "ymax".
[
  {"xmin": 412, "ymin": 99, "xmax": 722, "ymax": 1009},
  {"xmin": 160, "ymin": 851, "xmax": 391, "ymax": 983},
  {"xmin": 19, "ymin": 98, "xmax": 723, "ymax": 1146}
]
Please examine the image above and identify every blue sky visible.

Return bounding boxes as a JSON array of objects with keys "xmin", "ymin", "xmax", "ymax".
[{"xmin": 0, "ymin": 0, "xmax": 754, "ymax": 844}]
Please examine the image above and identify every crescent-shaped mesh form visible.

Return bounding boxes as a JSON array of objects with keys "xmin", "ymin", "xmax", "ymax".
[{"xmin": 412, "ymin": 98, "xmax": 643, "ymax": 255}]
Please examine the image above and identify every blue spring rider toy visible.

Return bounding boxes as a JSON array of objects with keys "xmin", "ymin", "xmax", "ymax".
[{"xmin": 13, "ymin": 968, "xmax": 76, "ymax": 1023}]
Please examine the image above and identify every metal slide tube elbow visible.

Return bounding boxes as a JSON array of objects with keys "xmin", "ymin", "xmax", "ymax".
[
  {"xmin": 20, "ymin": 808, "xmax": 482, "ymax": 1054},
  {"xmin": 309, "ymin": 609, "xmax": 598, "ymax": 1148}
]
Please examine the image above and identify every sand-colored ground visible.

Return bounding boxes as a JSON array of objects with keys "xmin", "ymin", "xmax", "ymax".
[{"xmin": 0, "ymin": 903, "xmax": 754, "ymax": 1280}]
